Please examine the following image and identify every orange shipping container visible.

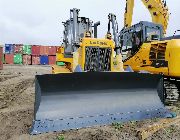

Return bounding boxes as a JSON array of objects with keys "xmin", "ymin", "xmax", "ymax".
[
  {"xmin": 48, "ymin": 46, "xmax": 57, "ymax": 55},
  {"xmin": 40, "ymin": 46, "xmax": 49, "ymax": 55},
  {"xmin": 23, "ymin": 55, "xmax": 31, "ymax": 65},
  {"xmin": 32, "ymin": 56, "xmax": 40, "ymax": 65}
]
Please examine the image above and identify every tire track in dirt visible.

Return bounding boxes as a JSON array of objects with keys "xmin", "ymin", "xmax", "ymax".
[
  {"xmin": 0, "ymin": 76, "xmax": 34, "ymax": 109},
  {"xmin": 0, "ymin": 71, "xmax": 20, "ymax": 82},
  {"xmin": 0, "ymin": 106, "xmax": 33, "ymax": 140},
  {"xmin": 0, "ymin": 76, "xmax": 35, "ymax": 140}
]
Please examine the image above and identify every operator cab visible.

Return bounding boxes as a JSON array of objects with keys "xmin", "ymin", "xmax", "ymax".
[{"xmin": 119, "ymin": 21, "xmax": 163, "ymax": 61}]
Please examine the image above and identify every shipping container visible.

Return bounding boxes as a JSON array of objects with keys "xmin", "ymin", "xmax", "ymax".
[
  {"xmin": 23, "ymin": 45, "xmax": 31, "ymax": 55},
  {"xmin": 0, "ymin": 46, "xmax": 3, "ymax": 70},
  {"xmin": 31, "ymin": 45, "xmax": 40, "ymax": 55},
  {"xmin": 56, "ymin": 61, "xmax": 65, "ymax": 66},
  {"xmin": 48, "ymin": 46, "xmax": 57, "ymax": 55},
  {"xmin": 40, "ymin": 46, "xmax": 49, "ymax": 55},
  {"xmin": 32, "ymin": 56, "xmax": 40, "ymax": 65},
  {"xmin": 14, "ymin": 54, "xmax": 22, "ymax": 64},
  {"xmin": 14, "ymin": 44, "xmax": 23, "ymax": 53},
  {"xmin": 23, "ymin": 55, "xmax": 31, "ymax": 65},
  {"xmin": 5, "ymin": 54, "xmax": 14, "ymax": 64},
  {"xmin": 40, "ymin": 55, "xmax": 49, "ymax": 65},
  {"xmin": 5, "ymin": 44, "xmax": 14, "ymax": 54},
  {"xmin": 48, "ymin": 56, "xmax": 56, "ymax": 65}
]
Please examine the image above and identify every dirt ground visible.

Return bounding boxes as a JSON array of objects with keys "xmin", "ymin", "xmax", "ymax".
[{"xmin": 0, "ymin": 65, "xmax": 180, "ymax": 140}]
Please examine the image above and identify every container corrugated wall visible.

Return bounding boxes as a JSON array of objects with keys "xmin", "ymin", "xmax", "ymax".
[
  {"xmin": 14, "ymin": 44, "xmax": 23, "ymax": 53},
  {"xmin": 48, "ymin": 56, "xmax": 56, "ymax": 65},
  {"xmin": 32, "ymin": 45, "xmax": 40, "ymax": 55},
  {"xmin": 40, "ymin": 46, "xmax": 49, "ymax": 55},
  {"xmin": 14, "ymin": 54, "xmax": 22, "ymax": 64},
  {"xmin": 48, "ymin": 46, "xmax": 56, "ymax": 55},
  {"xmin": 40, "ymin": 55, "xmax": 49, "ymax": 65},
  {"xmin": 5, "ymin": 54, "xmax": 14, "ymax": 64},
  {"xmin": 0, "ymin": 46, "xmax": 3, "ymax": 70},
  {"xmin": 23, "ymin": 55, "xmax": 32, "ymax": 65},
  {"xmin": 5, "ymin": 44, "xmax": 14, "ymax": 54},
  {"xmin": 23, "ymin": 45, "xmax": 32, "ymax": 55},
  {"xmin": 32, "ymin": 56, "xmax": 40, "ymax": 65}
]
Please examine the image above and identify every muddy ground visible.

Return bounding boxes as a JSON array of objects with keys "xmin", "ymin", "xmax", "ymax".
[{"xmin": 0, "ymin": 65, "xmax": 180, "ymax": 140}]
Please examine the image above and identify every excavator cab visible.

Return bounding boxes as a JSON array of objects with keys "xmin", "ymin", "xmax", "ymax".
[{"xmin": 120, "ymin": 21, "xmax": 163, "ymax": 60}]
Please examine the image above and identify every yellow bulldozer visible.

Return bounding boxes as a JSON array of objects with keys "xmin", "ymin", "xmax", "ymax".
[
  {"xmin": 52, "ymin": 9, "xmax": 123, "ymax": 73},
  {"xmin": 119, "ymin": 0, "xmax": 180, "ymax": 104},
  {"xmin": 30, "ymin": 8, "xmax": 170, "ymax": 135}
]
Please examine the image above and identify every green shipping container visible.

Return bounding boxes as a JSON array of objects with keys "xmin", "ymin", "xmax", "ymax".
[
  {"xmin": 56, "ymin": 62, "xmax": 65, "ymax": 66},
  {"xmin": 23, "ymin": 45, "xmax": 31, "ymax": 55},
  {"xmin": 14, "ymin": 54, "xmax": 22, "ymax": 64}
]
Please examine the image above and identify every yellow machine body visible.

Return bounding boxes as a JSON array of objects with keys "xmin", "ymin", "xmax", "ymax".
[
  {"xmin": 123, "ymin": 39, "xmax": 180, "ymax": 77},
  {"xmin": 53, "ymin": 37, "xmax": 123, "ymax": 73}
]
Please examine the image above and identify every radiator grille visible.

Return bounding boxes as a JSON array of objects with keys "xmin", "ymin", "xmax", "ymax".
[{"xmin": 85, "ymin": 47, "xmax": 111, "ymax": 71}]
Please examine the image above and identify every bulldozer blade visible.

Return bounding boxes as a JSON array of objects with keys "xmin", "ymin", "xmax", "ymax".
[{"xmin": 30, "ymin": 72, "xmax": 169, "ymax": 134}]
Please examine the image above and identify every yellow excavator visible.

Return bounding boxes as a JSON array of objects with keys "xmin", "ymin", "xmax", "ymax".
[
  {"xmin": 30, "ymin": 8, "xmax": 170, "ymax": 135},
  {"xmin": 120, "ymin": 0, "xmax": 180, "ymax": 104}
]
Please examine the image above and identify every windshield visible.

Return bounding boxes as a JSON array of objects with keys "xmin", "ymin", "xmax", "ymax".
[{"xmin": 146, "ymin": 27, "xmax": 161, "ymax": 41}]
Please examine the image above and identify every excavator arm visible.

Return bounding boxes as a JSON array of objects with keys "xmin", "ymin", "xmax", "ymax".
[{"xmin": 124, "ymin": 0, "xmax": 169, "ymax": 34}]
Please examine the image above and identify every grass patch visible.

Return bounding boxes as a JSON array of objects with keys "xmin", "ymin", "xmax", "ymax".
[
  {"xmin": 112, "ymin": 122, "xmax": 124, "ymax": 130},
  {"xmin": 57, "ymin": 134, "xmax": 65, "ymax": 140}
]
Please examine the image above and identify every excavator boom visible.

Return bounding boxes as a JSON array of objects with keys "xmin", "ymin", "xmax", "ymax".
[{"xmin": 124, "ymin": 0, "xmax": 169, "ymax": 34}]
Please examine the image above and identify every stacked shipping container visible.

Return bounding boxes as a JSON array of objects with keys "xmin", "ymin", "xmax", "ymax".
[
  {"xmin": 5, "ymin": 54, "xmax": 14, "ymax": 64},
  {"xmin": 14, "ymin": 44, "xmax": 23, "ymax": 64},
  {"xmin": 31, "ymin": 45, "xmax": 40, "ymax": 65},
  {"xmin": 47, "ymin": 46, "xmax": 56, "ymax": 65},
  {"xmin": 0, "ymin": 46, "xmax": 3, "ymax": 70},
  {"xmin": 3, "ymin": 44, "xmax": 57, "ymax": 65},
  {"xmin": 23, "ymin": 45, "xmax": 32, "ymax": 65}
]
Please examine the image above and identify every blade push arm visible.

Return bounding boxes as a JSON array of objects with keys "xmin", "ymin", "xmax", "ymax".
[{"xmin": 108, "ymin": 13, "xmax": 121, "ymax": 54}]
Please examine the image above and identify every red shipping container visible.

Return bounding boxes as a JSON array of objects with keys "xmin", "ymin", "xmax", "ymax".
[
  {"xmin": 0, "ymin": 47, "xmax": 3, "ymax": 70},
  {"xmin": 48, "ymin": 56, "xmax": 56, "ymax": 65},
  {"xmin": 48, "ymin": 46, "xmax": 57, "ymax": 55},
  {"xmin": 40, "ymin": 46, "xmax": 49, "ymax": 55},
  {"xmin": 23, "ymin": 55, "xmax": 31, "ymax": 65},
  {"xmin": 0, "ymin": 61, "xmax": 2, "ymax": 70},
  {"xmin": 14, "ymin": 44, "xmax": 23, "ymax": 53},
  {"xmin": 32, "ymin": 56, "xmax": 40, "ymax": 65},
  {"xmin": 5, "ymin": 54, "xmax": 14, "ymax": 64},
  {"xmin": 32, "ymin": 45, "xmax": 40, "ymax": 55}
]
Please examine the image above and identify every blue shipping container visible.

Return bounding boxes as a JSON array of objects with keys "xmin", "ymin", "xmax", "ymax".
[
  {"xmin": 5, "ymin": 44, "xmax": 14, "ymax": 54},
  {"xmin": 40, "ymin": 55, "xmax": 49, "ymax": 65}
]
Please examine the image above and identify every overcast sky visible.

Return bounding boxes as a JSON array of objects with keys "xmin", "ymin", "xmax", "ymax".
[{"xmin": 0, "ymin": 0, "xmax": 179, "ymax": 45}]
